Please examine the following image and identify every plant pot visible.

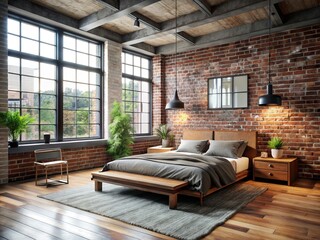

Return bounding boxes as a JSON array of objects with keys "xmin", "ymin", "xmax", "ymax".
[
  {"xmin": 9, "ymin": 140, "xmax": 19, "ymax": 148},
  {"xmin": 162, "ymin": 139, "xmax": 170, "ymax": 148},
  {"xmin": 271, "ymin": 149, "xmax": 283, "ymax": 159}
]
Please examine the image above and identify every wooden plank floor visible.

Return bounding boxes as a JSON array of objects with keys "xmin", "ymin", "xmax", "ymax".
[{"xmin": 0, "ymin": 168, "xmax": 319, "ymax": 240}]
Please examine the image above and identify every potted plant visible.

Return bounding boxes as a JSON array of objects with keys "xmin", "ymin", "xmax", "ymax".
[
  {"xmin": 268, "ymin": 137, "xmax": 284, "ymax": 158},
  {"xmin": 107, "ymin": 101, "xmax": 134, "ymax": 160},
  {"xmin": 155, "ymin": 124, "xmax": 172, "ymax": 147},
  {"xmin": 0, "ymin": 110, "xmax": 34, "ymax": 148}
]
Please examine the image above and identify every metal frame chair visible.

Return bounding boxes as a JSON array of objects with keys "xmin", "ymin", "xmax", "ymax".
[{"xmin": 34, "ymin": 148, "xmax": 69, "ymax": 187}]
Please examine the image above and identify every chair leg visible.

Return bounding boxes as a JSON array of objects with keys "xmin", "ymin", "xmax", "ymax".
[
  {"xmin": 45, "ymin": 167, "xmax": 48, "ymax": 187},
  {"xmin": 60, "ymin": 164, "xmax": 63, "ymax": 180},
  {"xmin": 35, "ymin": 165, "xmax": 38, "ymax": 186},
  {"xmin": 66, "ymin": 163, "xmax": 69, "ymax": 184}
]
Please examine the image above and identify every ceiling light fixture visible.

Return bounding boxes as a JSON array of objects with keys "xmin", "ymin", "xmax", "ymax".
[
  {"xmin": 165, "ymin": 0, "xmax": 184, "ymax": 110},
  {"xmin": 258, "ymin": 0, "xmax": 282, "ymax": 106},
  {"xmin": 134, "ymin": 17, "xmax": 140, "ymax": 27}
]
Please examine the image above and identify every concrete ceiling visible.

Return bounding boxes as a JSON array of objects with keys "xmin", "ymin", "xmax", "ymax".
[{"xmin": 8, "ymin": 0, "xmax": 320, "ymax": 56}]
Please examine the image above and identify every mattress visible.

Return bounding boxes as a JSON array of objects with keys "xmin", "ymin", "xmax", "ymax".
[{"xmin": 225, "ymin": 157, "xmax": 249, "ymax": 173}]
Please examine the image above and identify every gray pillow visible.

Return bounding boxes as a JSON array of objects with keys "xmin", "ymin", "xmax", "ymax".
[
  {"xmin": 203, "ymin": 140, "xmax": 242, "ymax": 158},
  {"xmin": 176, "ymin": 140, "xmax": 208, "ymax": 154},
  {"xmin": 237, "ymin": 141, "xmax": 248, "ymax": 157}
]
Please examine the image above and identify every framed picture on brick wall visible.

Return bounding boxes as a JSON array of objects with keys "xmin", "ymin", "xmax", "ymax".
[{"xmin": 208, "ymin": 74, "xmax": 248, "ymax": 109}]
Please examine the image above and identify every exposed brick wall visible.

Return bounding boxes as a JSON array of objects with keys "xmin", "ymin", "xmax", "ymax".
[
  {"xmin": 152, "ymin": 55, "xmax": 167, "ymax": 132},
  {"xmin": 158, "ymin": 24, "xmax": 320, "ymax": 179},
  {"xmin": 0, "ymin": 0, "xmax": 8, "ymax": 184}
]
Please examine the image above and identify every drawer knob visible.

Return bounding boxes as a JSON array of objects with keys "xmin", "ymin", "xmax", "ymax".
[
  {"xmin": 268, "ymin": 164, "xmax": 273, "ymax": 168},
  {"xmin": 268, "ymin": 172, "xmax": 273, "ymax": 176}
]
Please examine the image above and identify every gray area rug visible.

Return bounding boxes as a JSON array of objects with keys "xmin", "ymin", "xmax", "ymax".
[{"xmin": 40, "ymin": 183, "xmax": 267, "ymax": 240}]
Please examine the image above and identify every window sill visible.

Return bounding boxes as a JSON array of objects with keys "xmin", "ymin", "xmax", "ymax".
[{"xmin": 8, "ymin": 136, "xmax": 159, "ymax": 154}]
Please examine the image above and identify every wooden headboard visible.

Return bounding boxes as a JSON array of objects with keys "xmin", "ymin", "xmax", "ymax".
[
  {"xmin": 183, "ymin": 130, "xmax": 214, "ymax": 140},
  {"xmin": 214, "ymin": 130, "xmax": 257, "ymax": 160},
  {"xmin": 183, "ymin": 129, "xmax": 257, "ymax": 160}
]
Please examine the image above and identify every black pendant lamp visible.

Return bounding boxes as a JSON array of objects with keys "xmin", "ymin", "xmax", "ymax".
[
  {"xmin": 165, "ymin": 0, "xmax": 184, "ymax": 110},
  {"xmin": 258, "ymin": 0, "xmax": 282, "ymax": 106}
]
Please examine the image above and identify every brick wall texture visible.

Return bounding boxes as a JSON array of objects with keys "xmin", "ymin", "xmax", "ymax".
[
  {"xmin": 156, "ymin": 24, "xmax": 320, "ymax": 179},
  {"xmin": 0, "ymin": 0, "xmax": 8, "ymax": 184}
]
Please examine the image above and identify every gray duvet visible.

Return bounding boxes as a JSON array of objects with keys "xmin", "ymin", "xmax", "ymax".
[{"xmin": 102, "ymin": 152, "xmax": 236, "ymax": 194}]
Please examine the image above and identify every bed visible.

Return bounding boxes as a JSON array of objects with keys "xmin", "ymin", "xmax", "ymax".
[{"xmin": 91, "ymin": 130, "xmax": 257, "ymax": 208}]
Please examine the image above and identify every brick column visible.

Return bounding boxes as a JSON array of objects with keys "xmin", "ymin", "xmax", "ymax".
[
  {"xmin": 104, "ymin": 40, "xmax": 122, "ymax": 139},
  {"xmin": 152, "ymin": 54, "xmax": 166, "ymax": 133},
  {"xmin": 0, "ymin": 0, "xmax": 8, "ymax": 184}
]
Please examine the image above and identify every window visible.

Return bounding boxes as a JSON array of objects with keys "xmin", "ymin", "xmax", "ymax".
[
  {"xmin": 122, "ymin": 51, "xmax": 152, "ymax": 135},
  {"xmin": 7, "ymin": 16, "xmax": 102, "ymax": 142},
  {"xmin": 208, "ymin": 75, "xmax": 248, "ymax": 109}
]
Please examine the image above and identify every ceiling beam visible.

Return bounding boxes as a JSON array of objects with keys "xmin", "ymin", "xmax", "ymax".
[
  {"xmin": 129, "ymin": 12, "xmax": 162, "ymax": 31},
  {"xmin": 271, "ymin": 3, "xmax": 284, "ymax": 26},
  {"xmin": 79, "ymin": 0, "xmax": 160, "ymax": 31},
  {"xmin": 192, "ymin": 0, "xmax": 212, "ymax": 16},
  {"xmin": 177, "ymin": 32, "xmax": 196, "ymax": 45},
  {"xmin": 97, "ymin": 0, "xmax": 120, "ymax": 10},
  {"xmin": 124, "ymin": 42, "xmax": 156, "ymax": 56},
  {"xmin": 156, "ymin": 6, "xmax": 320, "ymax": 55},
  {"xmin": 8, "ymin": 0, "xmax": 122, "ymax": 43},
  {"xmin": 122, "ymin": 0, "xmax": 284, "ymax": 45}
]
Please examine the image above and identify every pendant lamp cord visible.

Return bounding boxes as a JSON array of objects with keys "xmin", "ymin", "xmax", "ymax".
[
  {"xmin": 268, "ymin": 0, "xmax": 271, "ymax": 84},
  {"xmin": 175, "ymin": 0, "xmax": 178, "ymax": 91}
]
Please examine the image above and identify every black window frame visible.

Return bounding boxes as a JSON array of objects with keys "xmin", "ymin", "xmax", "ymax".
[
  {"xmin": 7, "ymin": 14, "xmax": 104, "ymax": 143},
  {"xmin": 121, "ymin": 50, "xmax": 152, "ymax": 136}
]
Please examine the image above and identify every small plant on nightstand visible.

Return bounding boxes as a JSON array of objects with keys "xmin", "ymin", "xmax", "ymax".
[
  {"xmin": 268, "ymin": 137, "xmax": 284, "ymax": 158},
  {"xmin": 155, "ymin": 124, "xmax": 173, "ymax": 147}
]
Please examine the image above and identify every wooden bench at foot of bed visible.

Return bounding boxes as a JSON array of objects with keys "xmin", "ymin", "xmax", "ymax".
[{"xmin": 91, "ymin": 171, "xmax": 188, "ymax": 209}]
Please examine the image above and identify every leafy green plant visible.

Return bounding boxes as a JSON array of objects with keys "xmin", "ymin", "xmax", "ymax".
[
  {"xmin": 268, "ymin": 137, "xmax": 283, "ymax": 149},
  {"xmin": 107, "ymin": 101, "xmax": 134, "ymax": 160},
  {"xmin": 0, "ymin": 110, "xmax": 34, "ymax": 142},
  {"xmin": 155, "ymin": 124, "xmax": 171, "ymax": 140}
]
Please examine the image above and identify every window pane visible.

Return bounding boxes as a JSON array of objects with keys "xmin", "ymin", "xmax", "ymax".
[
  {"xmin": 40, "ymin": 43, "xmax": 56, "ymax": 59},
  {"xmin": 90, "ymin": 125, "xmax": 100, "ymax": 137},
  {"xmin": 63, "ymin": 67, "xmax": 76, "ymax": 81},
  {"xmin": 22, "ymin": 93, "xmax": 39, "ymax": 108},
  {"xmin": 89, "ymin": 55, "xmax": 100, "ymax": 68},
  {"xmin": 63, "ymin": 35, "xmax": 76, "ymax": 50},
  {"xmin": 125, "ymin": 53, "xmax": 133, "ymax": 64},
  {"xmin": 41, "ymin": 125, "xmax": 56, "ymax": 140},
  {"xmin": 134, "ymin": 67, "xmax": 140, "ymax": 77},
  {"xmin": 90, "ymin": 85, "xmax": 100, "ymax": 98},
  {"xmin": 40, "ymin": 63, "xmax": 56, "ymax": 79},
  {"xmin": 141, "ymin": 124, "xmax": 149, "ymax": 134},
  {"xmin": 21, "ymin": 38, "xmax": 39, "ymax": 55},
  {"xmin": 141, "ymin": 58, "xmax": 148, "ymax": 68},
  {"xmin": 77, "ymin": 70, "xmax": 88, "ymax": 83},
  {"xmin": 89, "ymin": 43, "xmax": 99, "ymax": 56},
  {"xmin": 77, "ymin": 52, "xmax": 88, "ymax": 66},
  {"xmin": 77, "ymin": 83, "xmax": 89, "ymax": 97},
  {"xmin": 8, "ymin": 34, "xmax": 20, "ymax": 51},
  {"xmin": 209, "ymin": 78, "xmax": 221, "ymax": 94},
  {"xmin": 234, "ymin": 93, "xmax": 247, "ymax": 108},
  {"xmin": 63, "ymin": 125, "xmax": 76, "ymax": 138},
  {"xmin": 90, "ymin": 111, "xmax": 100, "ymax": 124},
  {"xmin": 22, "ymin": 109, "xmax": 39, "ymax": 124},
  {"xmin": 22, "ymin": 76, "xmax": 39, "ymax": 92},
  {"xmin": 209, "ymin": 94, "xmax": 221, "ymax": 108},
  {"xmin": 8, "ymin": 18, "xmax": 20, "ymax": 35},
  {"xmin": 222, "ymin": 93, "xmax": 232, "ymax": 108},
  {"xmin": 21, "ymin": 125, "xmax": 38, "ymax": 141},
  {"xmin": 222, "ymin": 77, "xmax": 232, "ymax": 93},
  {"xmin": 8, "ymin": 57, "xmax": 20, "ymax": 74},
  {"xmin": 89, "ymin": 72, "xmax": 100, "ymax": 85},
  {"xmin": 21, "ymin": 22, "xmax": 39, "ymax": 40},
  {"xmin": 125, "ymin": 65, "xmax": 133, "ymax": 75},
  {"xmin": 77, "ymin": 125, "xmax": 89, "ymax": 137},
  {"xmin": 133, "ymin": 56, "xmax": 140, "ymax": 67},
  {"xmin": 141, "ymin": 69, "xmax": 149, "ymax": 78},
  {"xmin": 63, "ymin": 49, "xmax": 76, "ymax": 63},
  {"xmin": 234, "ymin": 75, "xmax": 247, "ymax": 92},
  {"xmin": 90, "ymin": 99, "xmax": 100, "ymax": 111},
  {"xmin": 40, "ymin": 28, "xmax": 55, "ymax": 44},
  {"xmin": 77, "ymin": 98, "xmax": 89, "ymax": 110},
  {"xmin": 40, "ymin": 110, "xmax": 56, "ymax": 124},
  {"xmin": 76, "ymin": 111, "xmax": 89, "ymax": 124},
  {"xmin": 64, "ymin": 110, "xmax": 76, "ymax": 124},
  {"xmin": 64, "ymin": 82, "xmax": 76, "ymax": 96},
  {"xmin": 63, "ymin": 96, "xmax": 76, "ymax": 109},
  {"xmin": 8, "ymin": 74, "xmax": 20, "ymax": 91},
  {"xmin": 40, "ymin": 94, "xmax": 56, "ymax": 109},
  {"xmin": 22, "ymin": 59, "xmax": 39, "ymax": 77},
  {"xmin": 141, "ymin": 82, "xmax": 149, "ymax": 92},
  {"xmin": 77, "ymin": 39, "xmax": 88, "ymax": 53}
]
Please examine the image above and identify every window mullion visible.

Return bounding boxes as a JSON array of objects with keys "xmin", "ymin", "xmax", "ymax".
[{"xmin": 57, "ymin": 30, "xmax": 64, "ymax": 141}]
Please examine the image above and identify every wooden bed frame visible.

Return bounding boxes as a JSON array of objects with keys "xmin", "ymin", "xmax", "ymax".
[{"xmin": 91, "ymin": 130, "xmax": 257, "ymax": 209}]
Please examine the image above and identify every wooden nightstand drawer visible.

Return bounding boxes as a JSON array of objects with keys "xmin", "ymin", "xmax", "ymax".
[
  {"xmin": 147, "ymin": 146, "xmax": 175, "ymax": 153},
  {"xmin": 255, "ymin": 161, "xmax": 288, "ymax": 171},
  {"xmin": 254, "ymin": 169, "xmax": 288, "ymax": 181}
]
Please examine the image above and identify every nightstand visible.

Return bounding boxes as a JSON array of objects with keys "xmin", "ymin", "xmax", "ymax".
[
  {"xmin": 147, "ymin": 146, "xmax": 175, "ymax": 153},
  {"xmin": 253, "ymin": 157, "xmax": 298, "ymax": 186}
]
